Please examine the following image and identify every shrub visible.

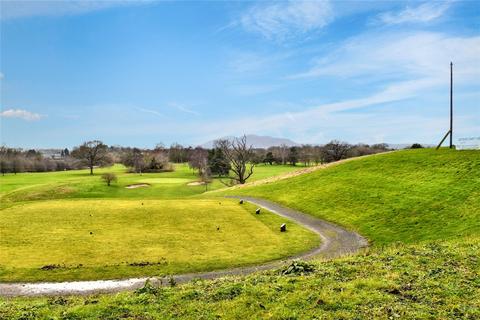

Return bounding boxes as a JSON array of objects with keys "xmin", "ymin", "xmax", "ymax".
[
  {"xmin": 410, "ymin": 143, "xmax": 424, "ymax": 149},
  {"xmin": 101, "ymin": 173, "xmax": 117, "ymax": 186},
  {"xmin": 281, "ymin": 260, "xmax": 315, "ymax": 276}
]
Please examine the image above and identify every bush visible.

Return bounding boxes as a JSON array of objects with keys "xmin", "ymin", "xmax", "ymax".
[
  {"xmin": 410, "ymin": 143, "xmax": 424, "ymax": 149},
  {"xmin": 101, "ymin": 173, "xmax": 117, "ymax": 186},
  {"xmin": 281, "ymin": 260, "xmax": 315, "ymax": 276}
]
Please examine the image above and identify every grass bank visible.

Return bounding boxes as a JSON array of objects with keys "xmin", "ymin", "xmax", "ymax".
[
  {"xmin": 224, "ymin": 149, "xmax": 480, "ymax": 245},
  {"xmin": 1, "ymin": 237, "xmax": 478, "ymax": 319}
]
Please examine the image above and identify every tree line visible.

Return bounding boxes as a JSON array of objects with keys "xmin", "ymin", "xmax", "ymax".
[{"xmin": 0, "ymin": 139, "xmax": 392, "ymax": 185}]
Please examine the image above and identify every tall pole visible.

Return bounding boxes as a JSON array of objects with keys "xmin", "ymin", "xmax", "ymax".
[{"xmin": 449, "ymin": 62, "xmax": 453, "ymax": 148}]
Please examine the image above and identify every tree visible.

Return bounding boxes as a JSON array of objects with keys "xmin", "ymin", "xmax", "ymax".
[
  {"xmin": 410, "ymin": 143, "xmax": 423, "ymax": 149},
  {"xmin": 200, "ymin": 166, "xmax": 212, "ymax": 191},
  {"xmin": 63, "ymin": 148, "xmax": 70, "ymax": 157},
  {"xmin": 216, "ymin": 135, "xmax": 255, "ymax": 184},
  {"xmin": 299, "ymin": 145, "xmax": 313, "ymax": 167},
  {"xmin": 322, "ymin": 140, "xmax": 351, "ymax": 162},
  {"xmin": 264, "ymin": 151, "xmax": 275, "ymax": 165},
  {"xmin": 279, "ymin": 144, "xmax": 288, "ymax": 165},
  {"xmin": 0, "ymin": 158, "xmax": 11, "ymax": 175},
  {"xmin": 71, "ymin": 140, "xmax": 109, "ymax": 175},
  {"xmin": 11, "ymin": 157, "xmax": 24, "ymax": 174},
  {"xmin": 188, "ymin": 147, "xmax": 208, "ymax": 174},
  {"xmin": 288, "ymin": 147, "xmax": 298, "ymax": 166},
  {"xmin": 101, "ymin": 173, "xmax": 117, "ymax": 186},
  {"xmin": 169, "ymin": 143, "xmax": 188, "ymax": 163},
  {"xmin": 207, "ymin": 147, "xmax": 230, "ymax": 176},
  {"xmin": 121, "ymin": 148, "xmax": 146, "ymax": 174}
]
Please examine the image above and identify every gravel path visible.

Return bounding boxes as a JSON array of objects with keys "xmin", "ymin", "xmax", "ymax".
[{"xmin": 0, "ymin": 197, "xmax": 368, "ymax": 297}]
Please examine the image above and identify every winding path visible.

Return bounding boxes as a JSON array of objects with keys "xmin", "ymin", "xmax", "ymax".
[{"xmin": 0, "ymin": 197, "xmax": 367, "ymax": 297}]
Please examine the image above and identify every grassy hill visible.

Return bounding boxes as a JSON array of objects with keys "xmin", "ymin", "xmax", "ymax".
[{"xmin": 224, "ymin": 148, "xmax": 480, "ymax": 245}]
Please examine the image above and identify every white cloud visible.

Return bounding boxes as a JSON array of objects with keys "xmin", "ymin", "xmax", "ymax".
[
  {"xmin": 0, "ymin": 0, "xmax": 151, "ymax": 20},
  {"xmin": 376, "ymin": 1, "xmax": 452, "ymax": 25},
  {"xmin": 136, "ymin": 107, "xmax": 164, "ymax": 118},
  {"xmin": 168, "ymin": 102, "xmax": 200, "ymax": 116},
  {"xmin": 194, "ymin": 77, "xmax": 443, "ymax": 141},
  {"xmin": 290, "ymin": 32, "xmax": 480, "ymax": 83},
  {"xmin": 239, "ymin": 0, "xmax": 333, "ymax": 41},
  {"xmin": 0, "ymin": 109, "xmax": 43, "ymax": 121}
]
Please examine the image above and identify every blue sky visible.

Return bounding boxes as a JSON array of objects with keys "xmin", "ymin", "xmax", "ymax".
[{"xmin": 1, "ymin": 0, "xmax": 479, "ymax": 148}]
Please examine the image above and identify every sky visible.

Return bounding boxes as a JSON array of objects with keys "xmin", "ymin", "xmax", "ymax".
[{"xmin": 0, "ymin": 0, "xmax": 479, "ymax": 149}]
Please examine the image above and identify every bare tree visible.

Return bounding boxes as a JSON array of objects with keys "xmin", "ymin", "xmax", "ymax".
[
  {"xmin": 200, "ymin": 166, "xmax": 212, "ymax": 191},
  {"xmin": 322, "ymin": 140, "xmax": 351, "ymax": 162},
  {"xmin": 217, "ymin": 135, "xmax": 255, "ymax": 184},
  {"xmin": 101, "ymin": 172, "xmax": 117, "ymax": 186},
  {"xmin": 72, "ymin": 140, "xmax": 110, "ymax": 175},
  {"xmin": 188, "ymin": 147, "xmax": 208, "ymax": 174},
  {"xmin": 279, "ymin": 143, "xmax": 288, "ymax": 165}
]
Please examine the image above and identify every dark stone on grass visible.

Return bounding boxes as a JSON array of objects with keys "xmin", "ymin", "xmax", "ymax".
[
  {"xmin": 256, "ymin": 208, "xmax": 261, "ymax": 214},
  {"xmin": 280, "ymin": 223, "xmax": 286, "ymax": 232},
  {"xmin": 239, "ymin": 199, "xmax": 244, "ymax": 204},
  {"xmin": 40, "ymin": 264, "xmax": 61, "ymax": 271},
  {"xmin": 90, "ymin": 231, "xmax": 93, "ymax": 235}
]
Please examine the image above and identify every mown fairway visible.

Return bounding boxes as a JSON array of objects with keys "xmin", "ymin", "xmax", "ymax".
[
  {"xmin": 0, "ymin": 199, "xmax": 318, "ymax": 282},
  {"xmin": 0, "ymin": 163, "xmax": 317, "ymax": 282},
  {"xmin": 0, "ymin": 163, "xmax": 301, "ymax": 208}
]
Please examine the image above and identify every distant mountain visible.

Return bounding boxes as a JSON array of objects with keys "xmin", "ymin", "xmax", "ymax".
[{"xmin": 201, "ymin": 134, "xmax": 300, "ymax": 149}]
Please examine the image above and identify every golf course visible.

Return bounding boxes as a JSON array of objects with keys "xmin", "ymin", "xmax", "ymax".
[
  {"xmin": 0, "ymin": 148, "xmax": 479, "ymax": 319},
  {"xmin": 1, "ymin": 163, "xmax": 319, "ymax": 283}
]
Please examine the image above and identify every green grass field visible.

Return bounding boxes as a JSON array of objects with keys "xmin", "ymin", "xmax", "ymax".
[
  {"xmin": 0, "ymin": 163, "xmax": 301, "ymax": 208},
  {"xmin": 0, "ymin": 199, "xmax": 318, "ymax": 282},
  {"xmin": 1, "ymin": 149, "xmax": 479, "ymax": 319},
  {"xmin": 0, "ymin": 163, "xmax": 316, "ymax": 282}
]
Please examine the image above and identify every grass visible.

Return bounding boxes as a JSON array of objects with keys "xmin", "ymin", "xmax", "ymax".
[
  {"xmin": 224, "ymin": 148, "xmax": 480, "ymax": 245},
  {"xmin": 1, "ymin": 149, "xmax": 479, "ymax": 318},
  {"xmin": 0, "ymin": 199, "xmax": 318, "ymax": 282},
  {"xmin": 0, "ymin": 163, "xmax": 301, "ymax": 208},
  {"xmin": 1, "ymin": 237, "xmax": 478, "ymax": 319}
]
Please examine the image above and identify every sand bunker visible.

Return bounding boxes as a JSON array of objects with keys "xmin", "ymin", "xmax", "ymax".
[
  {"xmin": 187, "ymin": 181, "xmax": 206, "ymax": 186},
  {"xmin": 125, "ymin": 184, "xmax": 150, "ymax": 189}
]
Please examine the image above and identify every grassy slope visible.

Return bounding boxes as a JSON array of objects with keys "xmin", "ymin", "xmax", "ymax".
[
  {"xmin": 0, "ymin": 199, "xmax": 318, "ymax": 282},
  {"xmin": 1, "ymin": 238, "xmax": 478, "ymax": 319},
  {"xmin": 224, "ymin": 149, "xmax": 480, "ymax": 245}
]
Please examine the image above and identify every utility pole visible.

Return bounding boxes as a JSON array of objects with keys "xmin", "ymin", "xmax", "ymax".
[
  {"xmin": 436, "ymin": 62, "xmax": 454, "ymax": 150},
  {"xmin": 449, "ymin": 62, "xmax": 453, "ymax": 148}
]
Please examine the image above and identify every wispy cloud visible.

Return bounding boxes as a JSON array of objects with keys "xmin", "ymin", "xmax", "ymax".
[
  {"xmin": 0, "ymin": 0, "xmax": 152, "ymax": 20},
  {"xmin": 289, "ymin": 31, "xmax": 480, "ymax": 83},
  {"xmin": 239, "ymin": 0, "xmax": 333, "ymax": 41},
  {"xmin": 194, "ymin": 77, "xmax": 443, "ymax": 141},
  {"xmin": 136, "ymin": 107, "xmax": 164, "ymax": 118},
  {"xmin": 376, "ymin": 1, "xmax": 452, "ymax": 25},
  {"xmin": 0, "ymin": 109, "xmax": 43, "ymax": 121},
  {"xmin": 168, "ymin": 102, "xmax": 200, "ymax": 116}
]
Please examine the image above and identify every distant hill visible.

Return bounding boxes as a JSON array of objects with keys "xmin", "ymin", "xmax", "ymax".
[{"xmin": 201, "ymin": 135, "xmax": 300, "ymax": 149}]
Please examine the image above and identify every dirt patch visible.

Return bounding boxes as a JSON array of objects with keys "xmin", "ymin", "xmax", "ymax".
[
  {"xmin": 187, "ymin": 181, "xmax": 206, "ymax": 186},
  {"xmin": 125, "ymin": 184, "xmax": 150, "ymax": 189}
]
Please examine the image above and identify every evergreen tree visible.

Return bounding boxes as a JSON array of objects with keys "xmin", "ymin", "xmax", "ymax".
[{"xmin": 207, "ymin": 148, "xmax": 230, "ymax": 176}]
